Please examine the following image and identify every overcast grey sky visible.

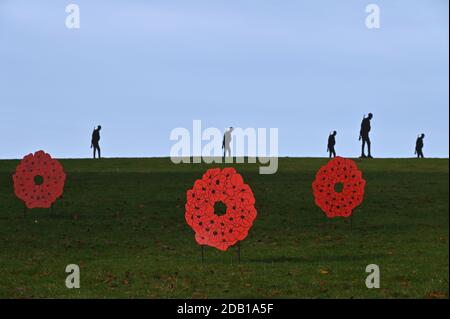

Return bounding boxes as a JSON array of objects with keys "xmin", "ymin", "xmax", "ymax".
[{"xmin": 0, "ymin": 0, "xmax": 448, "ymax": 159}]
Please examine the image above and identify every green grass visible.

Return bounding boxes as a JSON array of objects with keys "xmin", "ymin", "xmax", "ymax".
[{"xmin": 0, "ymin": 157, "xmax": 448, "ymax": 298}]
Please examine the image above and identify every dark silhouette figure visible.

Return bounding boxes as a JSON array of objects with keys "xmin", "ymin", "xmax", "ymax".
[
  {"xmin": 415, "ymin": 133, "xmax": 425, "ymax": 158},
  {"xmin": 327, "ymin": 131, "xmax": 337, "ymax": 158},
  {"xmin": 91, "ymin": 125, "xmax": 102, "ymax": 159},
  {"xmin": 359, "ymin": 113, "xmax": 373, "ymax": 158},
  {"xmin": 222, "ymin": 127, "xmax": 234, "ymax": 158}
]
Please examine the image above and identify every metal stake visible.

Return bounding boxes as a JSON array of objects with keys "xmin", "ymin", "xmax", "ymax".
[
  {"xmin": 237, "ymin": 242, "xmax": 241, "ymax": 264},
  {"xmin": 201, "ymin": 245, "xmax": 204, "ymax": 264}
]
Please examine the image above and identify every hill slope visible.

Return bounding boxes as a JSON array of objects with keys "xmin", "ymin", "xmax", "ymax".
[{"xmin": 0, "ymin": 158, "xmax": 448, "ymax": 298}]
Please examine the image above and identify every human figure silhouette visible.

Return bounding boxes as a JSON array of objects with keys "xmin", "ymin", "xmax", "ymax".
[
  {"xmin": 415, "ymin": 133, "xmax": 425, "ymax": 158},
  {"xmin": 327, "ymin": 131, "xmax": 337, "ymax": 158},
  {"xmin": 359, "ymin": 113, "xmax": 373, "ymax": 158},
  {"xmin": 222, "ymin": 127, "xmax": 233, "ymax": 158},
  {"xmin": 91, "ymin": 125, "xmax": 102, "ymax": 159}
]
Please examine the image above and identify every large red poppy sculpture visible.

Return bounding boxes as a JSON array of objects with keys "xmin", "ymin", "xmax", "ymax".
[
  {"xmin": 185, "ymin": 168, "xmax": 257, "ymax": 251},
  {"xmin": 312, "ymin": 157, "xmax": 365, "ymax": 218},
  {"xmin": 13, "ymin": 150, "xmax": 66, "ymax": 209}
]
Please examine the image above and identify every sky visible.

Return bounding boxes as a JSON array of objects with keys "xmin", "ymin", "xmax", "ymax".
[{"xmin": 0, "ymin": 0, "xmax": 448, "ymax": 159}]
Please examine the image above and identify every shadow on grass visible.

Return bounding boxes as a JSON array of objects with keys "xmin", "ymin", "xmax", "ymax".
[{"xmin": 248, "ymin": 253, "xmax": 389, "ymax": 264}]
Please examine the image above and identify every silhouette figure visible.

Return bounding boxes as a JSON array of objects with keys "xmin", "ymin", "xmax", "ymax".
[
  {"xmin": 415, "ymin": 133, "xmax": 425, "ymax": 158},
  {"xmin": 222, "ymin": 127, "xmax": 234, "ymax": 158},
  {"xmin": 359, "ymin": 113, "xmax": 373, "ymax": 158},
  {"xmin": 327, "ymin": 131, "xmax": 337, "ymax": 158},
  {"xmin": 91, "ymin": 125, "xmax": 102, "ymax": 159}
]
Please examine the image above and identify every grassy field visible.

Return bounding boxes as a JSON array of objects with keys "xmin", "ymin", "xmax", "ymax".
[{"xmin": 0, "ymin": 157, "xmax": 448, "ymax": 298}]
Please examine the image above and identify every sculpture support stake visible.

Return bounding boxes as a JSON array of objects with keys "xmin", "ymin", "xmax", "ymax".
[
  {"xmin": 237, "ymin": 242, "xmax": 241, "ymax": 264},
  {"xmin": 201, "ymin": 245, "xmax": 204, "ymax": 264}
]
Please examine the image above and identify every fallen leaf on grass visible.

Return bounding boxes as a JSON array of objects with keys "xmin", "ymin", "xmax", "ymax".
[
  {"xmin": 14, "ymin": 287, "xmax": 28, "ymax": 293},
  {"xmin": 160, "ymin": 244, "xmax": 175, "ymax": 251},
  {"xmin": 426, "ymin": 291, "xmax": 447, "ymax": 299}
]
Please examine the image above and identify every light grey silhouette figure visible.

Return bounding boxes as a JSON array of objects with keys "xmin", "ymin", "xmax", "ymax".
[
  {"xmin": 415, "ymin": 133, "xmax": 425, "ymax": 158},
  {"xmin": 359, "ymin": 113, "xmax": 373, "ymax": 158},
  {"xmin": 91, "ymin": 125, "xmax": 102, "ymax": 159},
  {"xmin": 327, "ymin": 131, "xmax": 337, "ymax": 158},
  {"xmin": 222, "ymin": 127, "xmax": 234, "ymax": 158}
]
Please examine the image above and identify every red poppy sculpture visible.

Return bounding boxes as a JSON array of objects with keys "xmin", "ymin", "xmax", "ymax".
[
  {"xmin": 185, "ymin": 168, "xmax": 257, "ymax": 251},
  {"xmin": 312, "ymin": 157, "xmax": 365, "ymax": 218},
  {"xmin": 13, "ymin": 150, "xmax": 66, "ymax": 209}
]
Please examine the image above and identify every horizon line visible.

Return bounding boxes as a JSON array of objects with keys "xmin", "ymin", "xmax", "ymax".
[{"xmin": 0, "ymin": 156, "xmax": 448, "ymax": 161}]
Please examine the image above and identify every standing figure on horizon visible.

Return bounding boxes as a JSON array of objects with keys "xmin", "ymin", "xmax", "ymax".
[
  {"xmin": 415, "ymin": 133, "xmax": 425, "ymax": 158},
  {"xmin": 327, "ymin": 131, "xmax": 337, "ymax": 158},
  {"xmin": 359, "ymin": 113, "xmax": 373, "ymax": 158},
  {"xmin": 91, "ymin": 125, "xmax": 102, "ymax": 159},
  {"xmin": 222, "ymin": 127, "xmax": 234, "ymax": 158}
]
